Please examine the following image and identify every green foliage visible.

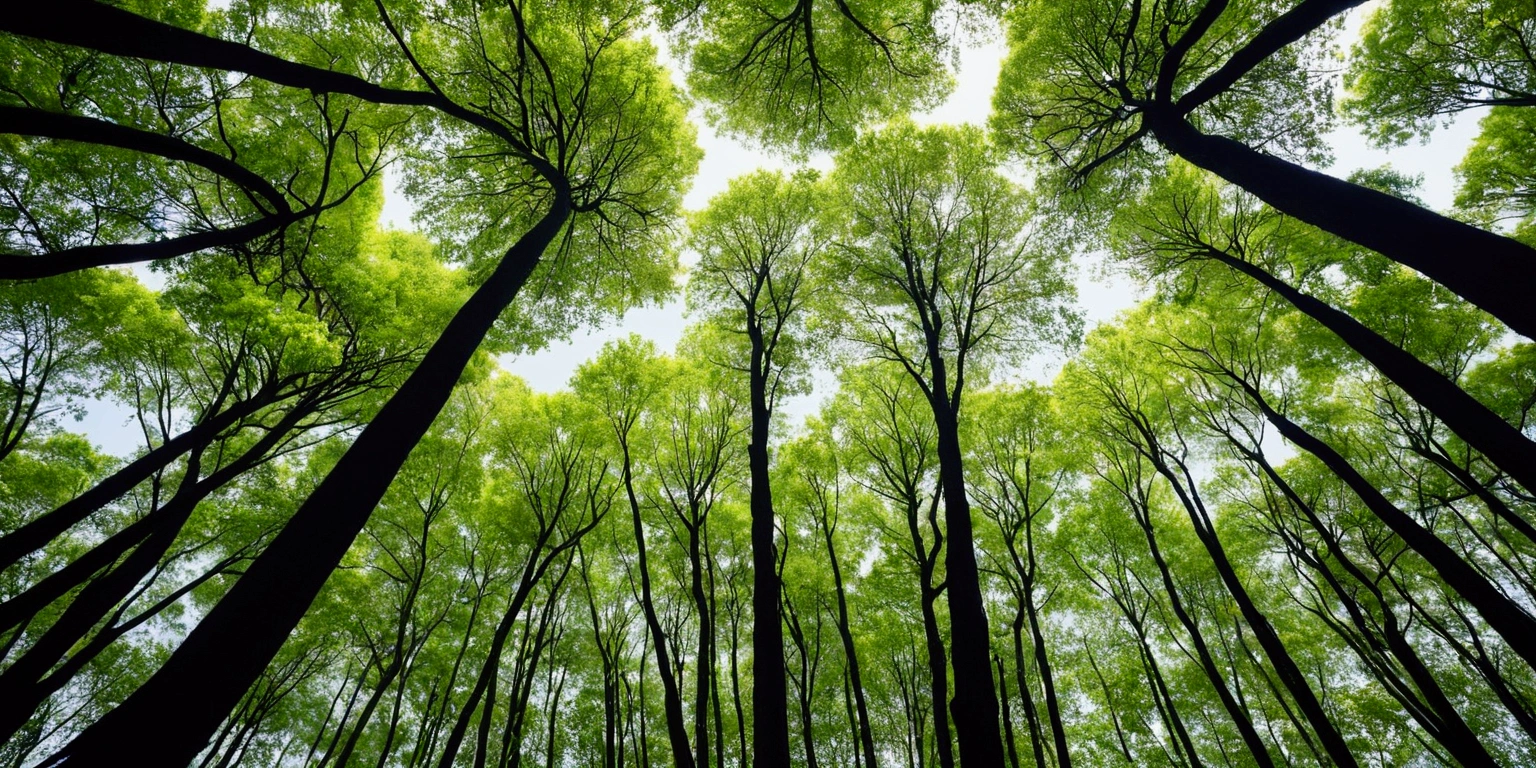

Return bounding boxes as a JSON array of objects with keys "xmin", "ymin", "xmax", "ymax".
[
  {"xmin": 5, "ymin": 2, "xmax": 1536, "ymax": 767},
  {"xmin": 1344, "ymin": 0, "xmax": 1536, "ymax": 144},
  {"xmin": 679, "ymin": 0, "xmax": 954, "ymax": 153}
]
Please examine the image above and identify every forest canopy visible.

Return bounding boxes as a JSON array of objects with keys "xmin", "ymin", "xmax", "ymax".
[{"xmin": 1, "ymin": 1, "xmax": 1535, "ymax": 767}]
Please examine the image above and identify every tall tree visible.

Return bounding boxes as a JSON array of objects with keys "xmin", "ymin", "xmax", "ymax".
[
  {"xmin": 992, "ymin": 0, "xmax": 1536, "ymax": 340},
  {"xmin": 688, "ymin": 168, "xmax": 826, "ymax": 768},
  {"xmin": 16, "ymin": 2, "xmax": 697, "ymax": 763},
  {"xmin": 822, "ymin": 119, "xmax": 1076, "ymax": 768}
]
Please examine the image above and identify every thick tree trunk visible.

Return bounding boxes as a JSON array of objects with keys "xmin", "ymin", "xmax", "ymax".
[
  {"xmin": 925, "ymin": 355, "xmax": 1004, "ymax": 768},
  {"xmin": 1148, "ymin": 113, "xmax": 1536, "ymax": 340},
  {"xmin": 39, "ymin": 197, "xmax": 571, "ymax": 768},
  {"xmin": 746, "ymin": 323, "xmax": 792, "ymax": 768}
]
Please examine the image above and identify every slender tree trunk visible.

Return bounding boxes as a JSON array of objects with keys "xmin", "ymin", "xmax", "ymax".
[
  {"xmin": 332, "ymin": 660, "xmax": 403, "ymax": 768},
  {"xmin": 1018, "ymin": 548, "xmax": 1070, "ymax": 768},
  {"xmin": 1222, "ymin": 364, "xmax": 1536, "ymax": 671},
  {"xmin": 0, "ymin": 401, "xmax": 314, "ymax": 737},
  {"xmin": 0, "ymin": 388, "xmax": 276, "ymax": 572},
  {"xmin": 1206, "ymin": 247, "xmax": 1536, "ymax": 498},
  {"xmin": 1123, "ymin": 482, "xmax": 1276, "ymax": 768},
  {"xmin": 624, "ymin": 441, "xmax": 695, "ymax": 768},
  {"xmin": 38, "ymin": 199, "xmax": 572, "ymax": 767},
  {"xmin": 686, "ymin": 516, "xmax": 713, "ymax": 768},
  {"xmin": 819, "ymin": 512, "xmax": 878, "ymax": 768},
  {"xmin": 924, "ymin": 355, "xmax": 1004, "ymax": 768},
  {"xmin": 1251, "ymin": 452, "xmax": 1502, "ymax": 765},
  {"xmin": 1009, "ymin": 611, "xmax": 1047, "ymax": 768},
  {"xmin": 907, "ymin": 492, "xmax": 955, "ymax": 768},
  {"xmin": 1134, "ymin": 617, "xmax": 1203, "ymax": 768},
  {"xmin": 995, "ymin": 655, "xmax": 1022, "ymax": 768},
  {"xmin": 1151, "ymin": 454, "xmax": 1357, "ymax": 768}
]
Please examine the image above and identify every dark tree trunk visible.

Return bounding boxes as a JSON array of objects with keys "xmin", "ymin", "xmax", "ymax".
[
  {"xmin": 1219, "ymin": 363, "xmax": 1536, "ymax": 672},
  {"xmin": 1149, "ymin": 453, "xmax": 1358, "ymax": 768},
  {"xmin": 924, "ymin": 354, "xmax": 1005, "ymax": 768},
  {"xmin": 1206, "ymin": 247, "xmax": 1536, "ymax": 499},
  {"xmin": 1009, "ymin": 612, "xmax": 1047, "ymax": 768},
  {"xmin": 906, "ymin": 489, "xmax": 955, "ymax": 768},
  {"xmin": 1130, "ymin": 489, "xmax": 1277, "ymax": 768},
  {"xmin": 818, "ymin": 507, "xmax": 878, "ymax": 768},
  {"xmin": 0, "ymin": 402, "xmax": 313, "ymax": 737},
  {"xmin": 623, "ymin": 441, "xmax": 695, "ymax": 768},
  {"xmin": 686, "ymin": 515, "xmax": 713, "ymax": 768},
  {"xmin": 994, "ymin": 655, "xmax": 1023, "ymax": 768},
  {"xmin": 1147, "ymin": 112, "xmax": 1536, "ymax": 340},
  {"xmin": 0, "ymin": 388, "xmax": 276, "ymax": 572},
  {"xmin": 1242, "ymin": 442, "xmax": 1501, "ymax": 765},
  {"xmin": 745, "ymin": 320, "xmax": 792, "ymax": 768},
  {"xmin": 40, "ymin": 197, "xmax": 571, "ymax": 768}
]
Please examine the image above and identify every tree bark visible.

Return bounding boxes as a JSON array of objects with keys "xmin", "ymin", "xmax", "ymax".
[
  {"xmin": 925, "ymin": 355, "xmax": 1004, "ymax": 768},
  {"xmin": 1217, "ymin": 361, "xmax": 1536, "ymax": 672},
  {"xmin": 746, "ymin": 319, "xmax": 792, "ymax": 768}
]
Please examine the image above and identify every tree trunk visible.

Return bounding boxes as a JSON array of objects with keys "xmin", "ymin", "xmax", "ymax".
[
  {"xmin": 819, "ymin": 511, "xmax": 878, "ymax": 768},
  {"xmin": 1206, "ymin": 247, "xmax": 1536, "ymax": 498},
  {"xmin": 1148, "ymin": 112, "xmax": 1536, "ymax": 340},
  {"xmin": 1150, "ymin": 454, "xmax": 1357, "ymax": 768},
  {"xmin": 1246, "ymin": 447, "xmax": 1501, "ymax": 765},
  {"xmin": 1224, "ymin": 365, "xmax": 1536, "ymax": 672},
  {"xmin": 40, "ymin": 197, "xmax": 571, "ymax": 768},
  {"xmin": 746, "ymin": 321, "xmax": 792, "ymax": 768},
  {"xmin": 624, "ymin": 439, "xmax": 695, "ymax": 768},
  {"xmin": 925, "ymin": 356, "xmax": 1004, "ymax": 768}
]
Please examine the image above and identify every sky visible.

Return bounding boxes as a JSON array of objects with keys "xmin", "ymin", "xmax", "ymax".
[
  {"xmin": 464, "ymin": 6, "xmax": 1483, "ymax": 423},
  {"xmin": 78, "ymin": 2, "xmax": 1485, "ymax": 456}
]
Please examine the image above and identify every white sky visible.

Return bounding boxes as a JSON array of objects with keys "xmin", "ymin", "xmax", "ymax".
[
  {"xmin": 78, "ymin": 3, "xmax": 1483, "ymax": 455},
  {"xmin": 475, "ymin": 7, "xmax": 1482, "ymax": 427}
]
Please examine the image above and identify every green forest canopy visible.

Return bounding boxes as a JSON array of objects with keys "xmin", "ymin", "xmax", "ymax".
[{"xmin": 1, "ymin": 0, "xmax": 1535, "ymax": 766}]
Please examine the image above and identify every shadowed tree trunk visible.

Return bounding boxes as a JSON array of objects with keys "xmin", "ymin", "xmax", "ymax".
[
  {"xmin": 1191, "ymin": 347, "xmax": 1536, "ymax": 673},
  {"xmin": 1194, "ymin": 243, "xmax": 1536, "ymax": 499},
  {"xmin": 39, "ymin": 195, "xmax": 572, "ymax": 768}
]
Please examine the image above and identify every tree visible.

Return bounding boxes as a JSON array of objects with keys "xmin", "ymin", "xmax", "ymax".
[
  {"xmin": 991, "ymin": 0, "xmax": 1536, "ymax": 340},
  {"xmin": 672, "ymin": 0, "xmax": 954, "ymax": 153},
  {"xmin": 822, "ymin": 119, "xmax": 1076, "ymax": 768},
  {"xmin": 688, "ymin": 168, "xmax": 827, "ymax": 768},
  {"xmin": 9, "ymin": 2, "xmax": 697, "ymax": 763}
]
